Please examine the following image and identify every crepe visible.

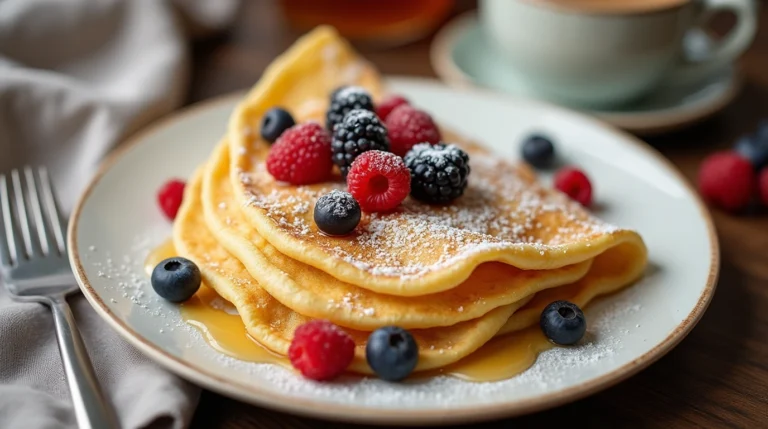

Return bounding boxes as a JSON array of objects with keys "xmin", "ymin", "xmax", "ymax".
[
  {"xmin": 174, "ymin": 168, "xmax": 530, "ymax": 373},
  {"xmin": 225, "ymin": 26, "xmax": 647, "ymax": 297},
  {"xmin": 202, "ymin": 140, "xmax": 591, "ymax": 330},
  {"xmin": 169, "ymin": 25, "xmax": 649, "ymax": 376}
]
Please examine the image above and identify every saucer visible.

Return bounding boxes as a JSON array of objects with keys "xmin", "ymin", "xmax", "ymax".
[{"xmin": 431, "ymin": 13, "xmax": 742, "ymax": 135}]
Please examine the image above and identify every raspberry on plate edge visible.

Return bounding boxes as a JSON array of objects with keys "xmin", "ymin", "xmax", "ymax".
[
  {"xmin": 157, "ymin": 179, "xmax": 186, "ymax": 220},
  {"xmin": 288, "ymin": 320, "xmax": 355, "ymax": 381},
  {"xmin": 553, "ymin": 167, "xmax": 592, "ymax": 207}
]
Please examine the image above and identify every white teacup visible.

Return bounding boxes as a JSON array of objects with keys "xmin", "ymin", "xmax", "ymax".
[{"xmin": 479, "ymin": 0, "xmax": 757, "ymax": 108}]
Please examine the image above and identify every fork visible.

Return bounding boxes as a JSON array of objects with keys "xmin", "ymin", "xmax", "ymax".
[{"xmin": 0, "ymin": 167, "xmax": 119, "ymax": 429}]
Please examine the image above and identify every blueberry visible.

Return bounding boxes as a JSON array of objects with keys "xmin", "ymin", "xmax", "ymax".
[
  {"xmin": 540, "ymin": 300, "xmax": 586, "ymax": 346},
  {"xmin": 313, "ymin": 190, "xmax": 361, "ymax": 236},
  {"xmin": 734, "ymin": 133, "xmax": 768, "ymax": 170},
  {"xmin": 521, "ymin": 134, "xmax": 556, "ymax": 169},
  {"xmin": 260, "ymin": 107, "xmax": 295, "ymax": 144},
  {"xmin": 151, "ymin": 257, "xmax": 201, "ymax": 303},
  {"xmin": 365, "ymin": 326, "xmax": 419, "ymax": 381}
]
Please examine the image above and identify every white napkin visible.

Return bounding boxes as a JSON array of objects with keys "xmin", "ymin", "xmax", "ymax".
[{"xmin": 0, "ymin": 0, "xmax": 238, "ymax": 428}]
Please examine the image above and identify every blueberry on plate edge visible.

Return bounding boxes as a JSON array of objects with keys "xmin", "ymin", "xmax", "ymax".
[
  {"xmin": 151, "ymin": 257, "xmax": 201, "ymax": 303},
  {"xmin": 366, "ymin": 326, "xmax": 419, "ymax": 381},
  {"xmin": 540, "ymin": 300, "xmax": 586, "ymax": 346},
  {"xmin": 521, "ymin": 134, "xmax": 556, "ymax": 169},
  {"xmin": 260, "ymin": 107, "xmax": 295, "ymax": 144}
]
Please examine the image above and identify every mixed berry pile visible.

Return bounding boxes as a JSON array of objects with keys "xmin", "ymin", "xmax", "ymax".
[{"xmin": 261, "ymin": 86, "xmax": 470, "ymax": 238}]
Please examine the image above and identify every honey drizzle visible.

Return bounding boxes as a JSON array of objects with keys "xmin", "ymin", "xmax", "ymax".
[{"xmin": 145, "ymin": 240, "xmax": 552, "ymax": 382}]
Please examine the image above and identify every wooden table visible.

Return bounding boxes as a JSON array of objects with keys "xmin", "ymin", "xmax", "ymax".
[{"xmin": 188, "ymin": 1, "xmax": 768, "ymax": 427}]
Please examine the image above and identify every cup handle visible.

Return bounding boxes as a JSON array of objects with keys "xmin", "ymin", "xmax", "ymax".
[{"xmin": 669, "ymin": 0, "xmax": 757, "ymax": 84}]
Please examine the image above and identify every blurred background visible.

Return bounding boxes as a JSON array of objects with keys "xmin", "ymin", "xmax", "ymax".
[{"xmin": 1, "ymin": 1, "xmax": 766, "ymax": 428}]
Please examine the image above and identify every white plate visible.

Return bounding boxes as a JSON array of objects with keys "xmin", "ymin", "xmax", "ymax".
[{"xmin": 68, "ymin": 78, "xmax": 718, "ymax": 425}]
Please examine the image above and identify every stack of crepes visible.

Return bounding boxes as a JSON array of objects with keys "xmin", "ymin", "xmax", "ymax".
[{"xmin": 173, "ymin": 26, "xmax": 648, "ymax": 375}]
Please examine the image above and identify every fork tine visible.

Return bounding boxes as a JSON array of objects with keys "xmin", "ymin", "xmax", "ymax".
[
  {"xmin": 11, "ymin": 170, "xmax": 33, "ymax": 257},
  {"xmin": 24, "ymin": 166, "xmax": 49, "ymax": 256},
  {"xmin": 38, "ymin": 167, "xmax": 66, "ymax": 255},
  {"xmin": 0, "ymin": 174, "xmax": 26, "ymax": 264},
  {"xmin": 0, "ymin": 174, "xmax": 11, "ymax": 265}
]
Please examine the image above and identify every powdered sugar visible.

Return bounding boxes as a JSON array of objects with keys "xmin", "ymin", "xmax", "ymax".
[
  {"xmin": 242, "ymin": 148, "xmax": 621, "ymax": 279},
  {"xmin": 315, "ymin": 189, "xmax": 357, "ymax": 218},
  {"xmin": 340, "ymin": 108, "xmax": 378, "ymax": 126}
]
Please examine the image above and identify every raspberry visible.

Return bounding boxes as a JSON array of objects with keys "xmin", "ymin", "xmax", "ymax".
[
  {"xmin": 385, "ymin": 105, "xmax": 442, "ymax": 157},
  {"xmin": 347, "ymin": 151, "xmax": 411, "ymax": 212},
  {"xmin": 760, "ymin": 168, "xmax": 768, "ymax": 206},
  {"xmin": 288, "ymin": 320, "xmax": 355, "ymax": 381},
  {"xmin": 554, "ymin": 167, "xmax": 592, "ymax": 206},
  {"xmin": 375, "ymin": 95, "xmax": 409, "ymax": 121},
  {"xmin": 157, "ymin": 179, "xmax": 185, "ymax": 220},
  {"xmin": 698, "ymin": 151, "xmax": 755, "ymax": 212},
  {"xmin": 266, "ymin": 122, "xmax": 333, "ymax": 185},
  {"xmin": 404, "ymin": 143, "xmax": 469, "ymax": 204}
]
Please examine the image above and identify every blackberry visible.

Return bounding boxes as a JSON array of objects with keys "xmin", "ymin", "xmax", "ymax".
[
  {"xmin": 326, "ymin": 86, "xmax": 375, "ymax": 131},
  {"xmin": 404, "ymin": 143, "xmax": 470, "ymax": 204},
  {"xmin": 331, "ymin": 109, "xmax": 390, "ymax": 177}
]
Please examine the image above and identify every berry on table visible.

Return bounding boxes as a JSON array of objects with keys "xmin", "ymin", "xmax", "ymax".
[
  {"xmin": 365, "ymin": 326, "xmax": 419, "ymax": 381},
  {"xmin": 326, "ymin": 86, "xmax": 375, "ymax": 131},
  {"xmin": 759, "ymin": 168, "xmax": 768, "ymax": 206},
  {"xmin": 540, "ymin": 300, "xmax": 586, "ymax": 346},
  {"xmin": 698, "ymin": 151, "xmax": 754, "ymax": 212},
  {"xmin": 331, "ymin": 109, "xmax": 390, "ymax": 178},
  {"xmin": 347, "ymin": 151, "xmax": 411, "ymax": 212},
  {"xmin": 314, "ymin": 190, "xmax": 361, "ymax": 236},
  {"xmin": 521, "ymin": 134, "xmax": 556, "ymax": 169},
  {"xmin": 157, "ymin": 179, "xmax": 186, "ymax": 220},
  {"xmin": 385, "ymin": 105, "xmax": 442, "ymax": 157},
  {"xmin": 554, "ymin": 167, "xmax": 592, "ymax": 206},
  {"xmin": 151, "ymin": 257, "xmax": 201, "ymax": 303},
  {"xmin": 266, "ymin": 122, "xmax": 333, "ymax": 185},
  {"xmin": 288, "ymin": 320, "xmax": 355, "ymax": 381},
  {"xmin": 260, "ymin": 107, "xmax": 295, "ymax": 144},
  {"xmin": 404, "ymin": 143, "xmax": 470, "ymax": 204},
  {"xmin": 375, "ymin": 94, "xmax": 409, "ymax": 121}
]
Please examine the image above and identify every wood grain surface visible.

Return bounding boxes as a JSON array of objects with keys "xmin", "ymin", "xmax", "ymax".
[{"xmin": 186, "ymin": 1, "xmax": 768, "ymax": 427}]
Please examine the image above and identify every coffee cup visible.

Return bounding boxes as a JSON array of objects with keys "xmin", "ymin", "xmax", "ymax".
[{"xmin": 479, "ymin": 0, "xmax": 757, "ymax": 108}]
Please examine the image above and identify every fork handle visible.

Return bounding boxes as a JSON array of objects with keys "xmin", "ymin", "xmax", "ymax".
[{"xmin": 50, "ymin": 297, "xmax": 120, "ymax": 429}]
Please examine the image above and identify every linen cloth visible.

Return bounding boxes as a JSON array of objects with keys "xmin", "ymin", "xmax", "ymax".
[{"xmin": 0, "ymin": 0, "xmax": 238, "ymax": 427}]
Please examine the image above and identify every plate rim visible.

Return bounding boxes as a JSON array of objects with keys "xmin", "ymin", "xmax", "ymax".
[
  {"xmin": 67, "ymin": 78, "xmax": 720, "ymax": 425},
  {"xmin": 429, "ymin": 11, "xmax": 742, "ymax": 136}
]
